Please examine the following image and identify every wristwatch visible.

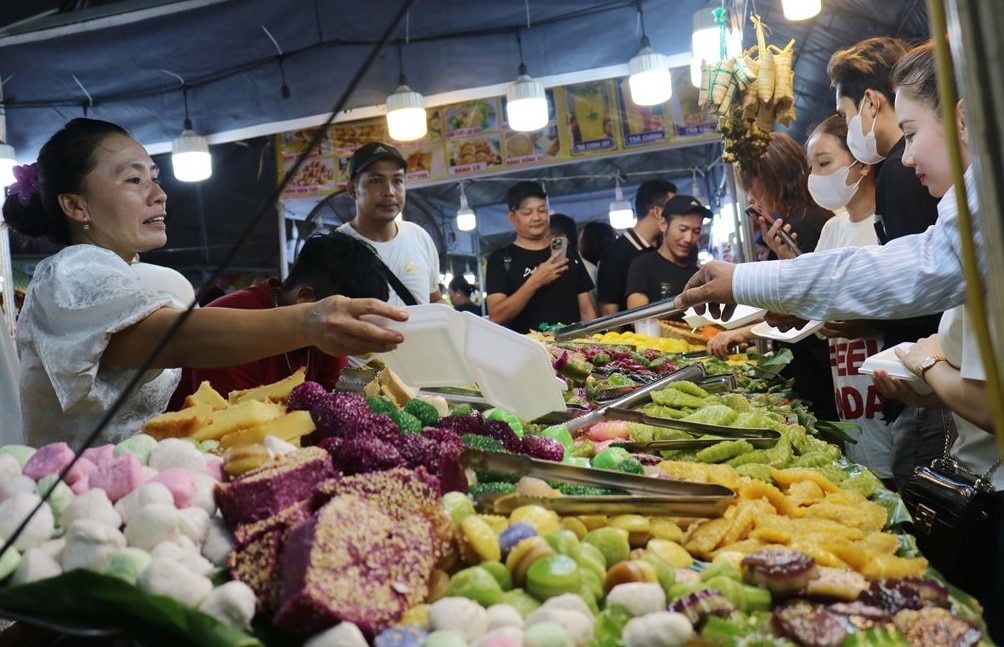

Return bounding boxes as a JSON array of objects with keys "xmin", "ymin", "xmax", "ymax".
[{"xmin": 918, "ymin": 354, "xmax": 947, "ymax": 379}]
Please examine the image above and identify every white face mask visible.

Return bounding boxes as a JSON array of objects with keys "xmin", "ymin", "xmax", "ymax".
[
  {"xmin": 808, "ymin": 164, "xmax": 863, "ymax": 211},
  {"xmin": 846, "ymin": 100, "xmax": 885, "ymax": 164}
]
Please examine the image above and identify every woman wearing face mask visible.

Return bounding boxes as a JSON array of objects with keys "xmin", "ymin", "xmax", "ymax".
[
  {"xmin": 806, "ymin": 115, "xmax": 895, "ymax": 483},
  {"xmin": 870, "ymin": 42, "xmax": 1001, "ymax": 639}
]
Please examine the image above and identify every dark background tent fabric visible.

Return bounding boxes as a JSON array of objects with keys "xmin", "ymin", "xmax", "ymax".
[{"xmin": 0, "ymin": 0, "xmax": 930, "ymax": 278}]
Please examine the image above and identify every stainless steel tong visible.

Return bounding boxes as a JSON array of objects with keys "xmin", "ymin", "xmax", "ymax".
[{"xmin": 553, "ymin": 298, "xmax": 685, "ymax": 342}]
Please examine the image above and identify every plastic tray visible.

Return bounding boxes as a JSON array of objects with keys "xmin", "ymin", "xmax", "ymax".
[
  {"xmin": 363, "ymin": 305, "xmax": 566, "ymax": 419},
  {"xmin": 751, "ymin": 319, "xmax": 824, "ymax": 343},
  {"xmin": 682, "ymin": 304, "xmax": 766, "ymax": 330},
  {"xmin": 461, "ymin": 312, "xmax": 567, "ymax": 420},
  {"xmin": 859, "ymin": 342, "xmax": 933, "ymax": 395},
  {"xmin": 361, "ymin": 305, "xmax": 474, "ymax": 387}
]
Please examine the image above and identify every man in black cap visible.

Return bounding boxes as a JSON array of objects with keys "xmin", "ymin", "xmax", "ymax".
[
  {"xmin": 338, "ymin": 142, "xmax": 442, "ymax": 306},
  {"xmin": 624, "ymin": 194, "xmax": 710, "ymax": 309},
  {"xmin": 596, "ymin": 179, "xmax": 677, "ymax": 315},
  {"xmin": 485, "ymin": 181, "xmax": 596, "ymax": 333}
]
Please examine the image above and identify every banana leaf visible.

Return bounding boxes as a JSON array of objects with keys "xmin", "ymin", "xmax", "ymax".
[{"xmin": 0, "ymin": 570, "xmax": 263, "ymax": 647}]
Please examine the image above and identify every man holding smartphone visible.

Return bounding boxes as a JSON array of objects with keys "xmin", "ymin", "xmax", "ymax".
[{"xmin": 485, "ymin": 181, "xmax": 596, "ymax": 333}]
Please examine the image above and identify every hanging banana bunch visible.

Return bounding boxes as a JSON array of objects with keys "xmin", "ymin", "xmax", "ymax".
[{"xmin": 699, "ymin": 14, "xmax": 797, "ymax": 168}]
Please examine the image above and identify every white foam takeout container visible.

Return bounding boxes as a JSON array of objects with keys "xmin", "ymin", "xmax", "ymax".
[
  {"xmin": 751, "ymin": 319, "xmax": 825, "ymax": 343},
  {"xmin": 683, "ymin": 304, "xmax": 767, "ymax": 331},
  {"xmin": 362, "ymin": 305, "xmax": 566, "ymax": 420},
  {"xmin": 858, "ymin": 342, "xmax": 934, "ymax": 395}
]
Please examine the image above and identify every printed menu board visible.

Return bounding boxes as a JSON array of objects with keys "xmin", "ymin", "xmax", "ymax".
[
  {"xmin": 278, "ymin": 127, "xmax": 337, "ymax": 198},
  {"xmin": 501, "ymin": 89, "xmax": 565, "ymax": 167},
  {"xmin": 276, "ymin": 72, "xmax": 721, "ymax": 196},
  {"xmin": 564, "ymin": 80, "xmax": 617, "ymax": 155},
  {"xmin": 669, "ymin": 65, "xmax": 718, "ymax": 138},
  {"xmin": 614, "ymin": 78, "xmax": 671, "ymax": 148},
  {"xmin": 444, "ymin": 99, "xmax": 504, "ymax": 175}
]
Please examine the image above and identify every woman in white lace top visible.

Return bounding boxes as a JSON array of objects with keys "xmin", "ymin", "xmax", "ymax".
[{"xmin": 4, "ymin": 119, "xmax": 407, "ymax": 446}]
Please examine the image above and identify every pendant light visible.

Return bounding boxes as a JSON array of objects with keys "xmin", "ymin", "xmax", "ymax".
[
  {"xmin": 781, "ymin": 0, "xmax": 821, "ymax": 21},
  {"xmin": 456, "ymin": 182, "xmax": 477, "ymax": 232},
  {"xmin": 608, "ymin": 175, "xmax": 636, "ymax": 229},
  {"xmin": 386, "ymin": 44, "xmax": 427, "ymax": 142},
  {"xmin": 171, "ymin": 84, "xmax": 212, "ymax": 182},
  {"xmin": 627, "ymin": 2, "xmax": 672, "ymax": 106},
  {"xmin": 506, "ymin": 30, "xmax": 549, "ymax": 132},
  {"xmin": 691, "ymin": 5, "xmax": 742, "ymax": 87}
]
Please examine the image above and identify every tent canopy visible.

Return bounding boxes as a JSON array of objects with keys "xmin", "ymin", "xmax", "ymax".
[{"xmin": 0, "ymin": 0, "xmax": 930, "ymax": 274}]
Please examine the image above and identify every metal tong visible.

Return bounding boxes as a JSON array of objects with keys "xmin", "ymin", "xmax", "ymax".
[
  {"xmin": 603, "ymin": 407, "xmax": 780, "ymax": 450},
  {"xmin": 459, "ymin": 448, "xmax": 735, "ymax": 517},
  {"xmin": 565, "ymin": 363, "xmax": 706, "ymax": 433},
  {"xmin": 553, "ymin": 298, "xmax": 685, "ymax": 342}
]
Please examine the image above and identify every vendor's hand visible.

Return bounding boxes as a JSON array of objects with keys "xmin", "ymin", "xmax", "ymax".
[
  {"xmin": 706, "ymin": 330, "xmax": 745, "ymax": 360},
  {"xmin": 872, "ymin": 369, "xmax": 944, "ymax": 408},
  {"xmin": 819, "ymin": 320, "xmax": 877, "ymax": 339},
  {"xmin": 529, "ymin": 254, "xmax": 569, "ymax": 288},
  {"xmin": 894, "ymin": 335, "xmax": 943, "ymax": 377},
  {"xmin": 762, "ymin": 217, "xmax": 798, "ymax": 260},
  {"xmin": 310, "ymin": 296, "xmax": 407, "ymax": 356},
  {"xmin": 764, "ymin": 312, "xmax": 808, "ymax": 332},
  {"xmin": 673, "ymin": 260, "xmax": 737, "ymax": 321}
]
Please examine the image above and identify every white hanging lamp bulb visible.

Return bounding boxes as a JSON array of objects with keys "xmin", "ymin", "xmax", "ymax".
[
  {"xmin": 781, "ymin": 0, "xmax": 821, "ymax": 21},
  {"xmin": 506, "ymin": 30, "xmax": 549, "ymax": 132},
  {"xmin": 171, "ymin": 87, "xmax": 212, "ymax": 182},
  {"xmin": 456, "ymin": 182, "xmax": 477, "ymax": 232},
  {"xmin": 691, "ymin": 6, "xmax": 742, "ymax": 87},
  {"xmin": 608, "ymin": 176, "xmax": 636, "ymax": 229},
  {"xmin": 0, "ymin": 141, "xmax": 16, "ymax": 187},
  {"xmin": 386, "ymin": 44, "xmax": 427, "ymax": 142},
  {"xmin": 627, "ymin": 3, "xmax": 671, "ymax": 106}
]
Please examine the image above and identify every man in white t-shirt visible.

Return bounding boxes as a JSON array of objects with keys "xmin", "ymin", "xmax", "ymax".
[{"xmin": 337, "ymin": 142, "xmax": 441, "ymax": 307}]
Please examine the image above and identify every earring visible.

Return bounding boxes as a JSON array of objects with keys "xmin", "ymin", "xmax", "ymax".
[{"xmin": 82, "ymin": 219, "xmax": 90, "ymax": 230}]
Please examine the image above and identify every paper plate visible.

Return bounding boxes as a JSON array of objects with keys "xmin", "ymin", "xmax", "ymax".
[
  {"xmin": 859, "ymin": 342, "xmax": 933, "ymax": 395},
  {"xmin": 683, "ymin": 304, "xmax": 767, "ymax": 330},
  {"xmin": 462, "ymin": 312, "xmax": 567, "ymax": 420},
  {"xmin": 751, "ymin": 319, "xmax": 825, "ymax": 343},
  {"xmin": 361, "ymin": 305, "xmax": 474, "ymax": 388}
]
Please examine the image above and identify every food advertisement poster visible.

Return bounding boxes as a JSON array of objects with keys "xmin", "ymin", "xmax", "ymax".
[
  {"xmin": 501, "ymin": 89, "xmax": 564, "ymax": 167},
  {"xmin": 444, "ymin": 98, "xmax": 504, "ymax": 174},
  {"xmin": 397, "ymin": 107, "xmax": 447, "ymax": 182},
  {"xmin": 564, "ymin": 80, "xmax": 616, "ymax": 155},
  {"xmin": 669, "ymin": 65, "xmax": 718, "ymax": 138},
  {"xmin": 276, "ymin": 74, "xmax": 717, "ymax": 197},
  {"xmin": 614, "ymin": 78, "xmax": 671, "ymax": 148}
]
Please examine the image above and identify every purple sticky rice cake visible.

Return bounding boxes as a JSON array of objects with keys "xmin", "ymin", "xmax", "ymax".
[
  {"xmin": 273, "ymin": 494, "xmax": 437, "ymax": 636},
  {"xmin": 311, "ymin": 466, "xmax": 440, "ymax": 517},
  {"xmin": 216, "ymin": 446, "xmax": 332, "ymax": 525},
  {"xmin": 228, "ymin": 500, "xmax": 313, "ymax": 611}
]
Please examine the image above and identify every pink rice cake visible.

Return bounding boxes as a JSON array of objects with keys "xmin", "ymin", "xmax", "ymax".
[
  {"xmin": 22, "ymin": 442, "xmax": 76, "ymax": 481},
  {"xmin": 87, "ymin": 452, "xmax": 145, "ymax": 503},
  {"xmin": 228, "ymin": 500, "xmax": 313, "ymax": 611},
  {"xmin": 215, "ymin": 447, "xmax": 332, "ymax": 526},
  {"xmin": 148, "ymin": 467, "xmax": 197, "ymax": 508},
  {"xmin": 273, "ymin": 494, "xmax": 437, "ymax": 636},
  {"xmin": 80, "ymin": 444, "xmax": 116, "ymax": 468}
]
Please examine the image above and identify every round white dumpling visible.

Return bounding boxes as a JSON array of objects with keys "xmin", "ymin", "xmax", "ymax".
[
  {"xmin": 0, "ymin": 492, "xmax": 55, "ymax": 550},
  {"xmin": 197, "ymin": 580, "xmax": 256, "ymax": 629},
  {"xmin": 124, "ymin": 504, "xmax": 181, "ymax": 551},
  {"xmin": 137, "ymin": 557, "xmax": 213, "ymax": 607},
  {"xmin": 61, "ymin": 519, "xmax": 127, "ymax": 572},
  {"xmin": 61, "ymin": 488, "xmax": 122, "ymax": 529}
]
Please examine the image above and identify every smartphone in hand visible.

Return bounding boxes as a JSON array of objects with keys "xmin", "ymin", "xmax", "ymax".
[
  {"xmin": 550, "ymin": 236, "xmax": 569, "ymax": 263},
  {"xmin": 745, "ymin": 206, "xmax": 802, "ymax": 256}
]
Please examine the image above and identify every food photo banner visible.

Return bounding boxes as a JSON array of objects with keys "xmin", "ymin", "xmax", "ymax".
[{"xmin": 275, "ymin": 67, "xmax": 719, "ymax": 199}]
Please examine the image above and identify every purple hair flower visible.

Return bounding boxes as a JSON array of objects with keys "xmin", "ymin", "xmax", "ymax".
[{"xmin": 9, "ymin": 163, "xmax": 39, "ymax": 206}]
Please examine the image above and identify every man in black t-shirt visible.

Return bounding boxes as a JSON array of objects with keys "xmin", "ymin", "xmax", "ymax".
[
  {"xmin": 485, "ymin": 182, "xmax": 596, "ymax": 334},
  {"xmin": 596, "ymin": 179, "xmax": 677, "ymax": 315},
  {"xmin": 624, "ymin": 194, "xmax": 710, "ymax": 308}
]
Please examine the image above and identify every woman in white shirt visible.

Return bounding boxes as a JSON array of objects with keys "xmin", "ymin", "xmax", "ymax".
[
  {"xmin": 4, "ymin": 118, "xmax": 407, "ymax": 445},
  {"xmin": 870, "ymin": 42, "xmax": 1000, "ymax": 641}
]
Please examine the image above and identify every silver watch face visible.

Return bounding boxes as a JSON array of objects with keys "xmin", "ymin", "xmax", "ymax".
[{"xmin": 920, "ymin": 356, "xmax": 937, "ymax": 371}]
